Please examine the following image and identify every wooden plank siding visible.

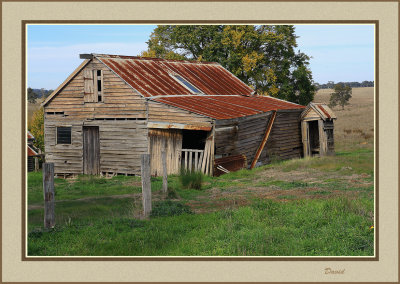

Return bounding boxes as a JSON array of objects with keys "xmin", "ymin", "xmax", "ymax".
[
  {"xmin": 148, "ymin": 129, "xmax": 182, "ymax": 176},
  {"xmin": 45, "ymin": 58, "xmax": 147, "ymax": 119},
  {"xmin": 215, "ymin": 109, "xmax": 303, "ymax": 168},
  {"xmin": 148, "ymin": 100, "xmax": 212, "ymax": 128},
  {"xmin": 44, "ymin": 58, "xmax": 148, "ymax": 175},
  {"xmin": 45, "ymin": 117, "xmax": 148, "ymax": 175}
]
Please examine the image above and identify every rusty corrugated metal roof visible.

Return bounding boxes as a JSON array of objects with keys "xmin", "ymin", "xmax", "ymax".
[
  {"xmin": 96, "ymin": 54, "xmax": 254, "ymax": 97},
  {"xmin": 27, "ymin": 131, "xmax": 34, "ymax": 140},
  {"xmin": 300, "ymin": 103, "xmax": 337, "ymax": 121},
  {"xmin": 28, "ymin": 145, "xmax": 38, "ymax": 156},
  {"xmin": 153, "ymin": 95, "xmax": 304, "ymax": 120},
  {"xmin": 317, "ymin": 105, "xmax": 331, "ymax": 119}
]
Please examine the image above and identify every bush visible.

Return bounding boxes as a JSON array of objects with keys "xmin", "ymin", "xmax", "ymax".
[
  {"xmin": 150, "ymin": 200, "xmax": 193, "ymax": 217},
  {"xmin": 179, "ymin": 168, "xmax": 203, "ymax": 190},
  {"xmin": 167, "ymin": 186, "xmax": 178, "ymax": 199}
]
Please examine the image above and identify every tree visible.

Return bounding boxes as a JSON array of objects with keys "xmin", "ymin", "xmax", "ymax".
[
  {"xmin": 329, "ymin": 83, "xmax": 352, "ymax": 110},
  {"xmin": 141, "ymin": 25, "xmax": 316, "ymax": 105},
  {"xmin": 44, "ymin": 89, "xmax": 53, "ymax": 99},
  {"xmin": 28, "ymin": 107, "xmax": 44, "ymax": 152},
  {"xmin": 27, "ymin": 87, "xmax": 38, "ymax": 104}
]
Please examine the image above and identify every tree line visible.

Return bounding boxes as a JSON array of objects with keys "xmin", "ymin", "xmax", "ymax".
[
  {"xmin": 315, "ymin": 81, "xmax": 374, "ymax": 90},
  {"xmin": 28, "ymin": 87, "xmax": 53, "ymax": 104}
]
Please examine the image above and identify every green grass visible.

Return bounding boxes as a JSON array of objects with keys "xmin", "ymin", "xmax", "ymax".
[
  {"xmin": 27, "ymin": 146, "xmax": 374, "ymax": 256},
  {"xmin": 28, "ymin": 173, "xmax": 142, "ymax": 205},
  {"xmin": 27, "ymin": 198, "xmax": 374, "ymax": 256}
]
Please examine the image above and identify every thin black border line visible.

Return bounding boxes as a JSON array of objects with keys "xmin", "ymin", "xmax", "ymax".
[{"xmin": 21, "ymin": 20, "xmax": 379, "ymax": 262}]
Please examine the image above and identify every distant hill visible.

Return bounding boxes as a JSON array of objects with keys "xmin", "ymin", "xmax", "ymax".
[
  {"xmin": 315, "ymin": 81, "xmax": 374, "ymax": 90},
  {"xmin": 31, "ymin": 88, "xmax": 53, "ymax": 98}
]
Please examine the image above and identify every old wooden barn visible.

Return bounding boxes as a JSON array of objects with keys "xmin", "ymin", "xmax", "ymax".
[{"xmin": 41, "ymin": 53, "xmax": 335, "ymax": 177}]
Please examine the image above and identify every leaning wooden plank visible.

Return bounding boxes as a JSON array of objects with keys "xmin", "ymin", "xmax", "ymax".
[
  {"xmin": 201, "ymin": 139, "xmax": 210, "ymax": 174},
  {"xmin": 210, "ymin": 126, "xmax": 215, "ymax": 176},
  {"xmin": 198, "ymin": 151, "xmax": 204, "ymax": 171},
  {"xmin": 250, "ymin": 111, "xmax": 277, "ymax": 169}
]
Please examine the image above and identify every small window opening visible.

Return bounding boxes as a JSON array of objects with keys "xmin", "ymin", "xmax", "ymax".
[
  {"xmin": 57, "ymin": 127, "xmax": 72, "ymax": 144},
  {"xmin": 173, "ymin": 75, "xmax": 202, "ymax": 94},
  {"xmin": 95, "ymin": 70, "xmax": 103, "ymax": 102}
]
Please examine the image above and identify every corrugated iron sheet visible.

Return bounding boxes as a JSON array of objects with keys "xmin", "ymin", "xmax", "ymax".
[
  {"xmin": 27, "ymin": 131, "xmax": 34, "ymax": 139},
  {"xmin": 153, "ymin": 95, "xmax": 305, "ymax": 120},
  {"xmin": 317, "ymin": 104, "xmax": 337, "ymax": 119},
  {"xmin": 214, "ymin": 154, "xmax": 247, "ymax": 177},
  {"xmin": 28, "ymin": 145, "xmax": 38, "ymax": 156},
  {"xmin": 317, "ymin": 105, "xmax": 331, "ymax": 119},
  {"xmin": 96, "ymin": 55, "xmax": 253, "ymax": 97}
]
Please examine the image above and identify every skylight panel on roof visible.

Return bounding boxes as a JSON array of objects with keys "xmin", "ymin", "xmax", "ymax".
[{"xmin": 173, "ymin": 74, "xmax": 202, "ymax": 94}]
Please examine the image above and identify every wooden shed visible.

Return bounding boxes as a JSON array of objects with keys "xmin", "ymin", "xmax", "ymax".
[
  {"xmin": 27, "ymin": 131, "xmax": 39, "ymax": 172},
  {"xmin": 300, "ymin": 103, "xmax": 337, "ymax": 157},
  {"xmin": 42, "ymin": 53, "xmax": 310, "ymax": 177}
]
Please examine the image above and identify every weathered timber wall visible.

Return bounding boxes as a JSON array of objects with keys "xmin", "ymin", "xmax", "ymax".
[
  {"xmin": 45, "ymin": 58, "xmax": 147, "ymax": 119},
  {"xmin": 44, "ymin": 117, "xmax": 148, "ymax": 175},
  {"xmin": 148, "ymin": 129, "xmax": 182, "ymax": 176},
  {"xmin": 44, "ymin": 118, "xmax": 84, "ymax": 174},
  {"xmin": 215, "ymin": 109, "xmax": 303, "ymax": 167},
  {"xmin": 148, "ymin": 100, "xmax": 212, "ymax": 127},
  {"xmin": 44, "ymin": 58, "xmax": 148, "ymax": 175}
]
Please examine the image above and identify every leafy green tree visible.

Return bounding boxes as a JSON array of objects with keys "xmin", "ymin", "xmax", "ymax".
[
  {"xmin": 27, "ymin": 87, "xmax": 38, "ymax": 104},
  {"xmin": 141, "ymin": 25, "xmax": 316, "ymax": 105},
  {"xmin": 329, "ymin": 83, "xmax": 352, "ymax": 110},
  {"xmin": 28, "ymin": 107, "xmax": 44, "ymax": 152}
]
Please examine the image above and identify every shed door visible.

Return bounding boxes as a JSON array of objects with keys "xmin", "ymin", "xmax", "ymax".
[
  {"xmin": 83, "ymin": 126, "xmax": 100, "ymax": 175},
  {"xmin": 149, "ymin": 129, "xmax": 182, "ymax": 176}
]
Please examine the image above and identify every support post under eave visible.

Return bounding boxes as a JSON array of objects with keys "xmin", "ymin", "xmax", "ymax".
[{"xmin": 250, "ymin": 111, "xmax": 277, "ymax": 169}]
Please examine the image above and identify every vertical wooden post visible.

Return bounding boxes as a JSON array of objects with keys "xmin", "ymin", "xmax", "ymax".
[
  {"xmin": 301, "ymin": 121, "xmax": 310, "ymax": 157},
  {"xmin": 161, "ymin": 151, "xmax": 168, "ymax": 194},
  {"xmin": 210, "ymin": 124, "xmax": 215, "ymax": 176},
  {"xmin": 43, "ymin": 163, "xmax": 55, "ymax": 229},
  {"xmin": 141, "ymin": 154, "xmax": 152, "ymax": 217},
  {"xmin": 34, "ymin": 157, "xmax": 39, "ymax": 172},
  {"xmin": 194, "ymin": 151, "xmax": 198, "ymax": 171},
  {"xmin": 318, "ymin": 119, "xmax": 326, "ymax": 156},
  {"xmin": 188, "ymin": 150, "xmax": 193, "ymax": 172}
]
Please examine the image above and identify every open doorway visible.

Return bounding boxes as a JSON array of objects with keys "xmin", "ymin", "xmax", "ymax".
[
  {"xmin": 181, "ymin": 130, "xmax": 209, "ymax": 172},
  {"xmin": 182, "ymin": 130, "xmax": 207, "ymax": 150},
  {"xmin": 308, "ymin": 121, "xmax": 320, "ymax": 155}
]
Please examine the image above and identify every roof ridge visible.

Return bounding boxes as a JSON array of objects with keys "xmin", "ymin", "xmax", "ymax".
[{"xmin": 93, "ymin": 53, "xmax": 219, "ymax": 65}]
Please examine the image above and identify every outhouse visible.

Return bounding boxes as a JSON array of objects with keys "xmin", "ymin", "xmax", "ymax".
[{"xmin": 300, "ymin": 103, "xmax": 337, "ymax": 157}]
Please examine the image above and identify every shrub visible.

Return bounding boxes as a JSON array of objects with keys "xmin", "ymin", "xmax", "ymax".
[
  {"xmin": 167, "ymin": 186, "xmax": 178, "ymax": 199},
  {"xmin": 28, "ymin": 107, "xmax": 44, "ymax": 152},
  {"xmin": 150, "ymin": 200, "xmax": 193, "ymax": 217},
  {"xmin": 179, "ymin": 168, "xmax": 203, "ymax": 190}
]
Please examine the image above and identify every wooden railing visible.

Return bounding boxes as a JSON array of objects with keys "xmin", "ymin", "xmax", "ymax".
[
  {"xmin": 181, "ymin": 149, "xmax": 204, "ymax": 172},
  {"xmin": 181, "ymin": 137, "xmax": 213, "ymax": 175},
  {"xmin": 180, "ymin": 132, "xmax": 214, "ymax": 175}
]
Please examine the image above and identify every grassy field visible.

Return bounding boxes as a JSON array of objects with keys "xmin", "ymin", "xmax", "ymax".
[
  {"xmin": 28, "ymin": 98, "xmax": 44, "ymax": 122},
  {"xmin": 27, "ymin": 87, "xmax": 375, "ymax": 256}
]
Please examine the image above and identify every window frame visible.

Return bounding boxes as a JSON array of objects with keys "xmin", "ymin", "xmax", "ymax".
[
  {"xmin": 170, "ymin": 74, "xmax": 203, "ymax": 94},
  {"xmin": 56, "ymin": 126, "xmax": 72, "ymax": 145},
  {"xmin": 94, "ymin": 69, "xmax": 104, "ymax": 103}
]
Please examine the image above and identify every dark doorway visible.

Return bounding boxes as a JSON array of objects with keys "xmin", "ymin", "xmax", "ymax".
[
  {"xmin": 308, "ymin": 121, "xmax": 320, "ymax": 155},
  {"xmin": 182, "ymin": 130, "xmax": 207, "ymax": 150},
  {"xmin": 83, "ymin": 126, "xmax": 100, "ymax": 175}
]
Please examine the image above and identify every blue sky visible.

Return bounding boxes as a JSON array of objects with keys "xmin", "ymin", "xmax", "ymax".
[{"xmin": 27, "ymin": 24, "xmax": 374, "ymax": 89}]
